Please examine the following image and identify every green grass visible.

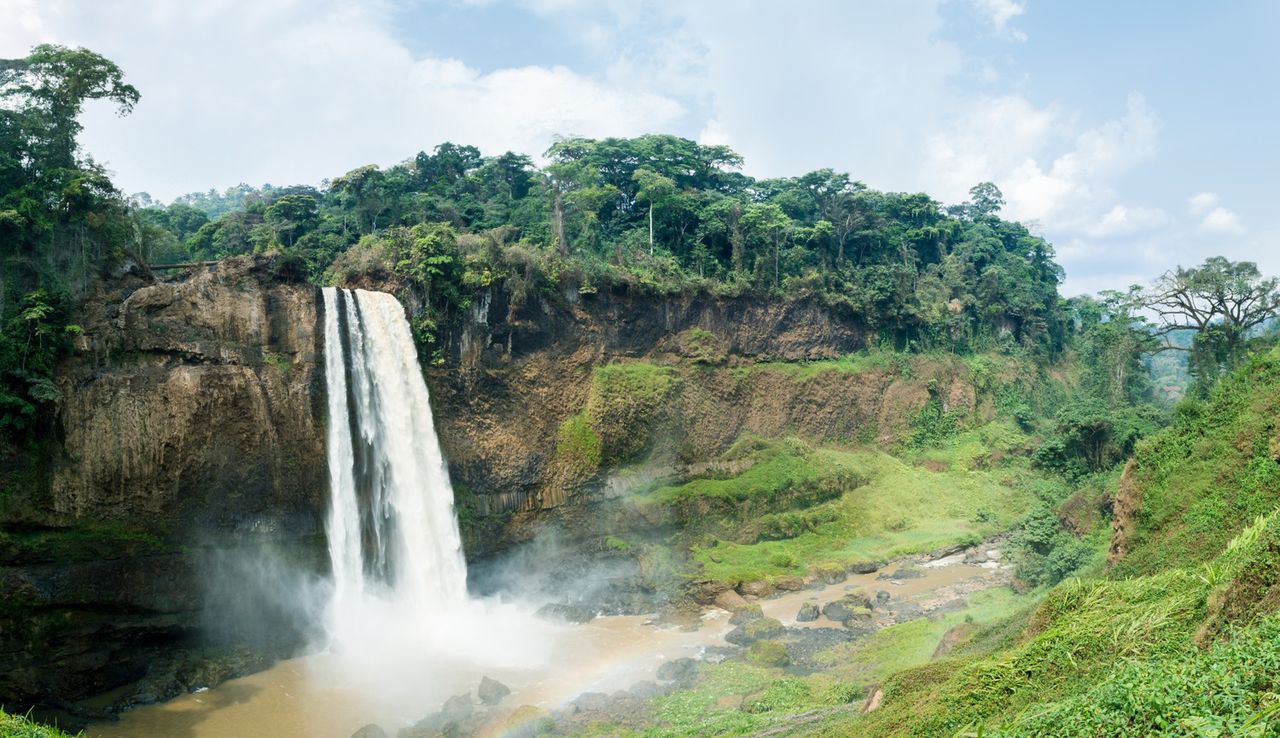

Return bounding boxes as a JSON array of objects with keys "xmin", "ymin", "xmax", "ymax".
[
  {"xmin": 846, "ymin": 569, "xmax": 1212, "ymax": 737},
  {"xmin": 1113, "ymin": 348, "xmax": 1280, "ymax": 576},
  {"xmin": 681, "ymin": 442, "xmax": 1031, "ymax": 585},
  {"xmin": 813, "ymin": 586, "xmax": 1027, "ymax": 689},
  {"xmin": 0, "ymin": 711, "xmax": 77, "ymax": 738}
]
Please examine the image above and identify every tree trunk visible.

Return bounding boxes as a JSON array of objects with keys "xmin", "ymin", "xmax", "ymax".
[
  {"xmin": 552, "ymin": 185, "xmax": 567, "ymax": 255},
  {"xmin": 648, "ymin": 203, "xmax": 654, "ymax": 256}
]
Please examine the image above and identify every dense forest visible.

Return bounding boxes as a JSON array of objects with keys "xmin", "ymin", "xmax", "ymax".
[{"xmin": 6, "ymin": 45, "xmax": 1276, "ymax": 453}]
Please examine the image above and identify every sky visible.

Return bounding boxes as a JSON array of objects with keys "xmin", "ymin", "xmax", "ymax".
[{"xmin": 2, "ymin": 0, "xmax": 1276, "ymax": 296}]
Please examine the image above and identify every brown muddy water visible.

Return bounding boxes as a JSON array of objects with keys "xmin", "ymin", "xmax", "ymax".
[{"xmin": 89, "ymin": 556, "xmax": 1007, "ymax": 738}]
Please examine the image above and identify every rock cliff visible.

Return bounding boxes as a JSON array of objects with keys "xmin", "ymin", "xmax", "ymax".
[{"xmin": 0, "ymin": 256, "xmax": 327, "ymax": 717}]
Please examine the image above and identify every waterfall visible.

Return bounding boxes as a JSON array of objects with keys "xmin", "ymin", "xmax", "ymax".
[{"xmin": 321, "ymin": 287, "xmax": 468, "ymax": 635}]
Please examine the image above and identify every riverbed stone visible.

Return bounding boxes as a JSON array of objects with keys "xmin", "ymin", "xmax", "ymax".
[
  {"xmin": 878, "ymin": 566, "xmax": 924, "ymax": 581},
  {"xmin": 442, "ymin": 692, "xmax": 473, "ymax": 722},
  {"xmin": 656, "ymin": 657, "xmax": 699, "ymax": 685},
  {"xmin": 847, "ymin": 560, "xmax": 882, "ymax": 575},
  {"xmin": 774, "ymin": 576, "xmax": 806, "ymax": 592},
  {"xmin": 725, "ymin": 616, "xmax": 784, "ymax": 645},
  {"xmin": 714, "ymin": 588, "xmax": 749, "ymax": 611},
  {"xmin": 737, "ymin": 580, "xmax": 775, "ymax": 598},
  {"xmin": 823, "ymin": 592, "xmax": 872, "ymax": 622},
  {"xmin": 478, "ymin": 676, "xmax": 510, "ymax": 705},
  {"xmin": 729, "ymin": 603, "xmax": 764, "ymax": 624},
  {"xmin": 796, "ymin": 602, "xmax": 820, "ymax": 622},
  {"xmin": 535, "ymin": 602, "xmax": 596, "ymax": 624}
]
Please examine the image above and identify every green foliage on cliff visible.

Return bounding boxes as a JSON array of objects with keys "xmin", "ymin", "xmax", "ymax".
[
  {"xmin": 149, "ymin": 135, "xmax": 1072, "ymax": 358},
  {"xmin": 553, "ymin": 411, "xmax": 602, "ymax": 480},
  {"xmin": 1, "ymin": 46, "xmax": 140, "ymax": 439}
]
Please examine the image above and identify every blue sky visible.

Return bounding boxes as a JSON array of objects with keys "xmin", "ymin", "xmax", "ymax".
[{"xmin": 2, "ymin": 0, "xmax": 1274, "ymax": 296}]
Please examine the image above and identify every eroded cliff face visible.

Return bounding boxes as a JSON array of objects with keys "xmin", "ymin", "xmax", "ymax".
[
  {"xmin": 424, "ymin": 287, "xmax": 987, "ymax": 555},
  {"xmin": 0, "ymin": 256, "xmax": 327, "ymax": 716}
]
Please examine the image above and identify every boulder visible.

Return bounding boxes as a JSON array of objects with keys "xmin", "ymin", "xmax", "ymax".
[
  {"xmin": 796, "ymin": 602, "xmax": 820, "ymax": 622},
  {"xmin": 878, "ymin": 566, "xmax": 924, "ymax": 581},
  {"xmin": 822, "ymin": 593, "xmax": 872, "ymax": 622},
  {"xmin": 847, "ymin": 560, "xmax": 882, "ymax": 575},
  {"xmin": 737, "ymin": 580, "xmax": 775, "ymax": 598},
  {"xmin": 441, "ymin": 692, "xmax": 473, "ymax": 722},
  {"xmin": 478, "ymin": 676, "xmax": 510, "ymax": 705},
  {"xmin": 714, "ymin": 589, "xmax": 749, "ymax": 612},
  {"xmin": 729, "ymin": 603, "xmax": 763, "ymax": 625},
  {"xmin": 655, "ymin": 657, "xmax": 699, "ymax": 685},
  {"xmin": 627, "ymin": 680, "xmax": 670, "ymax": 698},
  {"xmin": 774, "ymin": 576, "xmax": 806, "ymax": 592},
  {"xmin": 535, "ymin": 603, "xmax": 595, "ymax": 624},
  {"xmin": 725, "ymin": 616, "xmax": 784, "ymax": 646},
  {"xmin": 351, "ymin": 725, "xmax": 389, "ymax": 738},
  {"xmin": 874, "ymin": 590, "xmax": 891, "ymax": 606},
  {"xmin": 570, "ymin": 692, "xmax": 611, "ymax": 713},
  {"xmin": 687, "ymin": 579, "xmax": 730, "ymax": 605}
]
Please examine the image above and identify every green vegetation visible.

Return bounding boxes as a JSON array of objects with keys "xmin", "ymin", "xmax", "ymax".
[
  {"xmin": 636, "ymin": 429, "xmax": 1034, "ymax": 586},
  {"xmin": 1113, "ymin": 347, "xmax": 1280, "ymax": 576},
  {"xmin": 0, "ymin": 710, "xmax": 77, "ymax": 738}
]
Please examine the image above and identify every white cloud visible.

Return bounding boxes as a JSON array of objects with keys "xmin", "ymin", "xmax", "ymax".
[
  {"xmin": 1086, "ymin": 204, "xmax": 1168, "ymax": 238},
  {"xmin": 1187, "ymin": 191, "xmax": 1219, "ymax": 215},
  {"xmin": 1199, "ymin": 206, "xmax": 1244, "ymax": 235},
  {"xmin": 1186, "ymin": 192, "xmax": 1244, "ymax": 234},
  {"xmin": 2, "ymin": 0, "xmax": 684, "ymax": 199},
  {"xmin": 926, "ymin": 92, "xmax": 1160, "ymax": 230},
  {"xmin": 972, "ymin": 0, "xmax": 1027, "ymax": 40}
]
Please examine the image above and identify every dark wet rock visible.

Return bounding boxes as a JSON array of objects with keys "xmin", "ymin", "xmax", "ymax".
[
  {"xmin": 796, "ymin": 602, "xmax": 820, "ymax": 622},
  {"xmin": 442, "ymin": 692, "xmax": 473, "ymax": 722},
  {"xmin": 535, "ymin": 602, "xmax": 596, "ymax": 624},
  {"xmin": 478, "ymin": 676, "xmax": 510, "ymax": 705},
  {"xmin": 687, "ymin": 579, "xmax": 730, "ymax": 605},
  {"xmin": 875, "ymin": 590, "xmax": 891, "ymax": 606},
  {"xmin": 878, "ymin": 567, "xmax": 924, "ymax": 581},
  {"xmin": 928, "ymin": 543, "xmax": 967, "ymax": 560},
  {"xmin": 782, "ymin": 627, "xmax": 856, "ymax": 670},
  {"xmin": 737, "ymin": 580, "xmax": 774, "ymax": 598},
  {"xmin": 774, "ymin": 576, "xmax": 806, "ymax": 592},
  {"xmin": 352, "ymin": 725, "xmax": 389, "ymax": 738},
  {"xmin": 847, "ymin": 560, "xmax": 882, "ymax": 575},
  {"xmin": 656, "ymin": 657, "xmax": 699, "ymax": 686},
  {"xmin": 570, "ymin": 692, "xmax": 612, "ymax": 713},
  {"xmin": 714, "ymin": 588, "xmax": 750, "ymax": 611},
  {"xmin": 890, "ymin": 603, "xmax": 925, "ymax": 622},
  {"xmin": 822, "ymin": 593, "xmax": 872, "ymax": 623},
  {"xmin": 725, "ymin": 616, "xmax": 784, "ymax": 645},
  {"xmin": 813, "ymin": 565, "xmax": 848, "ymax": 585},
  {"xmin": 703, "ymin": 646, "xmax": 737, "ymax": 664},
  {"xmin": 729, "ymin": 603, "xmax": 764, "ymax": 624},
  {"xmin": 628, "ymin": 680, "xmax": 670, "ymax": 699}
]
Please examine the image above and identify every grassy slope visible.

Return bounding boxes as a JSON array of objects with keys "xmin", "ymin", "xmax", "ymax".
[
  {"xmin": 834, "ymin": 349, "xmax": 1280, "ymax": 736},
  {"xmin": 656, "ymin": 430, "xmax": 1035, "ymax": 586}
]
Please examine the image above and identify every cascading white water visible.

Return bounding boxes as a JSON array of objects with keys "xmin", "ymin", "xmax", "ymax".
[{"xmin": 321, "ymin": 287, "xmax": 468, "ymax": 637}]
